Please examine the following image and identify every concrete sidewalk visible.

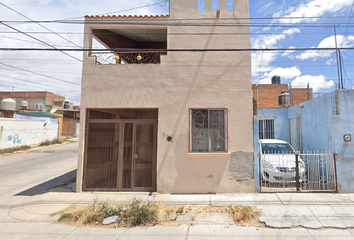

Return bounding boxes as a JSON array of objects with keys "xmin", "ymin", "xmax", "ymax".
[
  {"xmin": 8, "ymin": 184, "xmax": 354, "ymax": 229},
  {"xmin": 3, "ymin": 186, "xmax": 354, "ymax": 240},
  {"xmin": 3, "ymin": 143, "xmax": 354, "ymax": 239}
]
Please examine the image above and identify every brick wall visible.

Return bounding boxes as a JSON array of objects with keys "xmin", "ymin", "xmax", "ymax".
[
  {"xmin": 62, "ymin": 118, "xmax": 78, "ymax": 136},
  {"xmin": 0, "ymin": 92, "xmax": 46, "ymax": 99},
  {"xmin": 252, "ymin": 84, "xmax": 313, "ymax": 115}
]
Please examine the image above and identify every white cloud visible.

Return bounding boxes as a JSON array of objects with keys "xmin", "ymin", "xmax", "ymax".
[
  {"xmin": 276, "ymin": 0, "xmax": 353, "ymax": 24},
  {"xmin": 252, "ymin": 51, "xmax": 279, "ymax": 77},
  {"xmin": 295, "ymin": 35, "xmax": 354, "ymax": 60},
  {"xmin": 258, "ymin": 2, "xmax": 274, "ymax": 13},
  {"xmin": 258, "ymin": 66, "xmax": 301, "ymax": 84},
  {"xmin": 283, "ymin": 29, "xmax": 301, "ymax": 35},
  {"xmin": 295, "ymin": 47, "xmax": 330, "ymax": 60},
  {"xmin": 325, "ymin": 59, "xmax": 334, "ymax": 65},
  {"xmin": 291, "ymin": 75, "xmax": 334, "ymax": 92},
  {"xmin": 252, "ymin": 29, "xmax": 300, "ymax": 76},
  {"xmin": 253, "ymin": 28, "xmax": 300, "ymax": 49},
  {"xmin": 281, "ymin": 46, "xmax": 296, "ymax": 57}
]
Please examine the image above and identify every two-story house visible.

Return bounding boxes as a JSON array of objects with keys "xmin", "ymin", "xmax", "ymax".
[{"xmin": 76, "ymin": 0, "xmax": 254, "ymax": 193}]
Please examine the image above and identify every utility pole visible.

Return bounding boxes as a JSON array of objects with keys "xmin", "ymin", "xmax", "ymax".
[
  {"xmin": 333, "ymin": 25, "xmax": 344, "ymax": 89},
  {"xmin": 338, "ymin": 50, "xmax": 344, "ymax": 89},
  {"xmin": 334, "ymin": 26, "xmax": 341, "ymax": 89},
  {"xmin": 307, "ymin": 83, "xmax": 310, "ymax": 100}
]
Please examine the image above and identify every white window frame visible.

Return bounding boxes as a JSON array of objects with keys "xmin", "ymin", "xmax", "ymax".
[{"xmin": 259, "ymin": 118, "xmax": 275, "ymax": 139}]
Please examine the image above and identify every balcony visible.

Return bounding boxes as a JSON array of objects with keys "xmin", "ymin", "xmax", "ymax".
[{"xmin": 90, "ymin": 28, "xmax": 167, "ymax": 65}]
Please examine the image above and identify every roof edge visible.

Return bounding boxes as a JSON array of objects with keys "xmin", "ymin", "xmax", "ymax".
[{"xmin": 85, "ymin": 14, "xmax": 170, "ymax": 19}]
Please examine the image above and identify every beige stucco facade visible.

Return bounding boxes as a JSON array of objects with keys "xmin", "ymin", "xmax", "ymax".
[{"xmin": 77, "ymin": 0, "xmax": 254, "ymax": 193}]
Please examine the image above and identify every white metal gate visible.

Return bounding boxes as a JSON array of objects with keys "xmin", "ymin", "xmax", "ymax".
[{"xmin": 260, "ymin": 152, "xmax": 337, "ymax": 192}]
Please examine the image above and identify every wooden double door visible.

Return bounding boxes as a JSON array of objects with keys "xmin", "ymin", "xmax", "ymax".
[{"xmin": 83, "ymin": 120, "xmax": 157, "ymax": 192}]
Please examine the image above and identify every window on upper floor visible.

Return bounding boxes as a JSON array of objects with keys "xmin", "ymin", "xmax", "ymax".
[
  {"xmin": 190, "ymin": 109, "xmax": 227, "ymax": 152},
  {"xmin": 90, "ymin": 28, "xmax": 167, "ymax": 65}
]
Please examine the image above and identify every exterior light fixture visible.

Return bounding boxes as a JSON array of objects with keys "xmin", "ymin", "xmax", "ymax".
[
  {"xmin": 137, "ymin": 55, "xmax": 142, "ymax": 61},
  {"xmin": 114, "ymin": 55, "xmax": 120, "ymax": 61}
]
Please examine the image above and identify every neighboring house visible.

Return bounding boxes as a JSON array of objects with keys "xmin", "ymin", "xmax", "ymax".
[
  {"xmin": 56, "ymin": 109, "xmax": 80, "ymax": 137},
  {"xmin": 0, "ymin": 91, "xmax": 73, "ymax": 112},
  {"xmin": 252, "ymin": 76, "xmax": 313, "ymax": 115},
  {"xmin": 76, "ymin": 0, "xmax": 254, "ymax": 193},
  {"xmin": 254, "ymin": 89, "xmax": 354, "ymax": 193}
]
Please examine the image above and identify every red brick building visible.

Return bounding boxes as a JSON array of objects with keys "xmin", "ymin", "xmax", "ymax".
[
  {"xmin": 0, "ymin": 91, "xmax": 73, "ymax": 112},
  {"xmin": 252, "ymin": 82, "xmax": 313, "ymax": 115}
]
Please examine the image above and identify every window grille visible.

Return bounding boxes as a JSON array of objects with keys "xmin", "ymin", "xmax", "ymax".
[
  {"xmin": 191, "ymin": 109, "xmax": 227, "ymax": 152},
  {"xmin": 259, "ymin": 119, "xmax": 275, "ymax": 139}
]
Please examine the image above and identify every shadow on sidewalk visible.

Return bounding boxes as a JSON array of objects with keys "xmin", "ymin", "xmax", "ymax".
[{"xmin": 15, "ymin": 170, "xmax": 77, "ymax": 196}]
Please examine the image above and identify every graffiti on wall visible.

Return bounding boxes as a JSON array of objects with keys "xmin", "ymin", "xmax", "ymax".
[
  {"xmin": 8, "ymin": 134, "xmax": 22, "ymax": 144},
  {"xmin": 28, "ymin": 131, "xmax": 40, "ymax": 140}
]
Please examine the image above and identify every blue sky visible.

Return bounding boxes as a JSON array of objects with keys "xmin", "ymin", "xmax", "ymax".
[
  {"xmin": 0, "ymin": 0, "xmax": 353, "ymax": 104},
  {"xmin": 248, "ymin": 0, "xmax": 354, "ymax": 93}
]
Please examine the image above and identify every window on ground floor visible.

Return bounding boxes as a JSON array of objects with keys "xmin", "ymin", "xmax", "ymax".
[
  {"xmin": 190, "ymin": 109, "xmax": 227, "ymax": 152},
  {"xmin": 259, "ymin": 119, "xmax": 275, "ymax": 139}
]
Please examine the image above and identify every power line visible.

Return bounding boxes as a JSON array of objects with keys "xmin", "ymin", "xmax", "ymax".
[
  {"xmin": 340, "ymin": 0, "xmax": 354, "ymax": 48},
  {"xmin": 0, "ymin": 73, "xmax": 78, "ymax": 89},
  {"xmin": 0, "ymin": 62, "xmax": 80, "ymax": 86},
  {"xmin": 0, "ymin": 30, "xmax": 351, "ymax": 35},
  {"xmin": 0, "ymin": 34, "xmax": 83, "ymax": 48},
  {"xmin": 55, "ymin": 0, "xmax": 169, "ymax": 21},
  {"xmin": 2, "ymin": 20, "xmax": 354, "ymax": 28},
  {"xmin": 9, "ymin": 15, "xmax": 354, "ymax": 22},
  {"xmin": 9, "ymin": 0, "xmax": 43, "ymax": 6},
  {"xmin": 0, "ymin": 47, "xmax": 353, "ymax": 52},
  {"xmin": 0, "ymin": 2, "xmax": 83, "ymax": 50},
  {"xmin": 0, "ymin": 21, "xmax": 83, "ymax": 63}
]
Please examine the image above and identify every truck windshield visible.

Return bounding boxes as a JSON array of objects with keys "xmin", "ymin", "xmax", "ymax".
[{"xmin": 261, "ymin": 143, "xmax": 295, "ymax": 154}]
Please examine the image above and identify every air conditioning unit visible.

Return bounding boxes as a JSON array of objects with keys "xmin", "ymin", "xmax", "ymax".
[
  {"xmin": 278, "ymin": 91, "xmax": 291, "ymax": 108},
  {"xmin": 21, "ymin": 101, "xmax": 28, "ymax": 109}
]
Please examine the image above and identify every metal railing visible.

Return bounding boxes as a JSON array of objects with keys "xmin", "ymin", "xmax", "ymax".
[
  {"xmin": 91, "ymin": 51, "xmax": 166, "ymax": 65},
  {"xmin": 260, "ymin": 152, "xmax": 337, "ymax": 193}
]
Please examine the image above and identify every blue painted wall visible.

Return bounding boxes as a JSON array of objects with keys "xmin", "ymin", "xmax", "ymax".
[
  {"xmin": 255, "ymin": 90, "xmax": 354, "ymax": 192},
  {"xmin": 257, "ymin": 108, "xmax": 289, "ymax": 142},
  {"xmin": 288, "ymin": 92, "xmax": 334, "ymax": 152},
  {"xmin": 254, "ymin": 116, "xmax": 260, "ymax": 192},
  {"xmin": 333, "ymin": 90, "xmax": 354, "ymax": 192}
]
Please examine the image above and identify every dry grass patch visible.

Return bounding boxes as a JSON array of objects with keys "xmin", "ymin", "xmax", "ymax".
[
  {"xmin": 228, "ymin": 206, "xmax": 262, "ymax": 226},
  {"xmin": 39, "ymin": 138, "xmax": 63, "ymax": 146},
  {"xmin": 0, "ymin": 138, "xmax": 67, "ymax": 156},
  {"xmin": 0, "ymin": 145, "xmax": 31, "ymax": 155},
  {"xmin": 57, "ymin": 199, "xmax": 159, "ymax": 228},
  {"xmin": 55, "ymin": 199, "xmax": 263, "ymax": 228}
]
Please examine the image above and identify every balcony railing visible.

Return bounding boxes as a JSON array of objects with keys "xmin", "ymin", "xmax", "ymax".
[{"xmin": 91, "ymin": 51, "xmax": 167, "ymax": 65}]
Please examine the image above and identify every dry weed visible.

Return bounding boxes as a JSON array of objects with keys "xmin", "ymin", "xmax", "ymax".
[{"xmin": 55, "ymin": 201, "xmax": 263, "ymax": 228}]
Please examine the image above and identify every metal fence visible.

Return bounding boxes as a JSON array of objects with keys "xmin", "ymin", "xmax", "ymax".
[{"xmin": 260, "ymin": 152, "xmax": 337, "ymax": 193}]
